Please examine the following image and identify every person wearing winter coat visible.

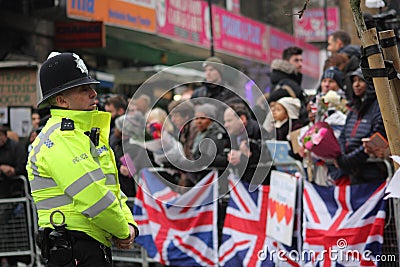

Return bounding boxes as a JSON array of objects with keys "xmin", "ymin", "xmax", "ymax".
[{"xmin": 330, "ymin": 68, "xmax": 388, "ymax": 184}]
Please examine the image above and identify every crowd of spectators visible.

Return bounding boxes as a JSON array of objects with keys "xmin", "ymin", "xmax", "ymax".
[{"xmin": 0, "ymin": 28, "xmax": 395, "ymax": 266}]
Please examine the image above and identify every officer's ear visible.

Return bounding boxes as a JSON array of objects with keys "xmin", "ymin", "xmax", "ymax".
[{"xmin": 54, "ymin": 94, "xmax": 69, "ymax": 108}]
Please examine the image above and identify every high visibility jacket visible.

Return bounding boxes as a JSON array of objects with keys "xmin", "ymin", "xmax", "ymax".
[{"xmin": 27, "ymin": 109, "xmax": 137, "ymax": 247}]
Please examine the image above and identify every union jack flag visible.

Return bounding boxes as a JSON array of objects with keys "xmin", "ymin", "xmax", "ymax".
[
  {"xmin": 133, "ymin": 169, "xmax": 219, "ymax": 266},
  {"xmin": 219, "ymin": 175, "xmax": 300, "ymax": 267},
  {"xmin": 303, "ymin": 180, "xmax": 387, "ymax": 266}
]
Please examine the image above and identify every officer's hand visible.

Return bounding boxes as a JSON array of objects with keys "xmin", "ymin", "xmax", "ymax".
[{"xmin": 113, "ymin": 224, "xmax": 136, "ymax": 249}]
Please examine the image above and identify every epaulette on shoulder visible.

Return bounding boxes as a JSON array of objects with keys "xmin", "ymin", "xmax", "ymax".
[{"xmin": 61, "ymin": 118, "xmax": 75, "ymax": 131}]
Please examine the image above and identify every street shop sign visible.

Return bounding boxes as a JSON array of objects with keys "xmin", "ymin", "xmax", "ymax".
[
  {"xmin": 67, "ymin": 0, "xmax": 156, "ymax": 33},
  {"xmin": 55, "ymin": 21, "xmax": 105, "ymax": 48},
  {"xmin": 0, "ymin": 67, "xmax": 38, "ymax": 107}
]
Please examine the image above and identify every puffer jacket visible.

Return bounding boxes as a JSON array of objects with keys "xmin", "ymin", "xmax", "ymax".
[
  {"xmin": 330, "ymin": 83, "xmax": 387, "ymax": 184},
  {"xmin": 270, "ymin": 59, "xmax": 303, "ymax": 88}
]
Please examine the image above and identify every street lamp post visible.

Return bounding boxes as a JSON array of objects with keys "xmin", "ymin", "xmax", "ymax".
[{"xmin": 208, "ymin": 0, "xmax": 215, "ymax": 56}]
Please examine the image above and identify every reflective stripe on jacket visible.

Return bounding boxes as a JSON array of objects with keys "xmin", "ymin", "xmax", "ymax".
[{"xmin": 27, "ymin": 109, "xmax": 137, "ymax": 246}]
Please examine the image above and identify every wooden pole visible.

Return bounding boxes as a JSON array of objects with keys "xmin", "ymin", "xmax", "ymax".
[
  {"xmin": 361, "ymin": 28, "xmax": 400, "ymax": 170},
  {"xmin": 350, "ymin": 0, "xmax": 400, "ymax": 170},
  {"xmin": 379, "ymin": 30, "xmax": 400, "ymax": 72}
]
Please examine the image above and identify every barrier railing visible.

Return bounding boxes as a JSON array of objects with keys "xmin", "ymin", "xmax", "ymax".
[
  {"xmin": 2, "ymin": 153, "xmax": 397, "ymax": 266},
  {"xmin": 0, "ymin": 175, "xmax": 38, "ymax": 266}
]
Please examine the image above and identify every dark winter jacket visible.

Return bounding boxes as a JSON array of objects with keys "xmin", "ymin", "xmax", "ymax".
[
  {"xmin": 269, "ymin": 59, "xmax": 309, "ymax": 125},
  {"xmin": 338, "ymin": 44, "xmax": 361, "ymax": 100},
  {"xmin": 0, "ymin": 138, "xmax": 27, "ymax": 178},
  {"xmin": 191, "ymin": 122, "xmax": 229, "ymax": 168},
  {"xmin": 231, "ymin": 119, "xmax": 272, "ymax": 185},
  {"xmin": 270, "ymin": 59, "xmax": 302, "ymax": 89},
  {"xmin": 192, "ymin": 81, "xmax": 239, "ymax": 103},
  {"xmin": 329, "ymin": 83, "xmax": 387, "ymax": 184},
  {"xmin": 191, "ymin": 81, "xmax": 241, "ymax": 122}
]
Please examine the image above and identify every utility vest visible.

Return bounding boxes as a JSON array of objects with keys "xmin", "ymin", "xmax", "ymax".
[{"xmin": 27, "ymin": 109, "xmax": 136, "ymax": 246}]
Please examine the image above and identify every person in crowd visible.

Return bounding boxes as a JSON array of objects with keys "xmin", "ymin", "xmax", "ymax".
[
  {"xmin": 31, "ymin": 110, "xmax": 41, "ymax": 131},
  {"xmin": 143, "ymin": 107, "xmax": 184, "ymax": 187},
  {"xmin": 313, "ymin": 66, "xmax": 348, "ymax": 137},
  {"xmin": 104, "ymin": 95, "xmax": 135, "ymax": 198},
  {"xmin": 0, "ymin": 125, "xmax": 29, "ymax": 267},
  {"xmin": 262, "ymin": 86, "xmax": 309, "ymax": 141},
  {"xmin": 323, "ymin": 53, "xmax": 350, "ymax": 72},
  {"xmin": 130, "ymin": 94, "xmax": 151, "ymax": 115},
  {"xmin": 104, "ymin": 95, "xmax": 127, "ymax": 148},
  {"xmin": 252, "ymin": 92, "xmax": 270, "ymax": 125},
  {"xmin": 154, "ymin": 90, "xmax": 173, "ymax": 112},
  {"xmin": 270, "ymin": 46, "xmax": 304, "ymax": 95},
  {"xmin": 327, "ymin": 30, "xmax": 361, "ymax": 99},
  {"xmin": 327, "ymin": 30, "xmax": 360, "ymax": 58},
  {"xmin": 185, "ymin": 103, "xmax": 229, "ymax": 187},
  {"xmin": 105, "ymin": 95, "xmax": 127, "ymax": 130},
  {"xmin": 319, "ymin": 66, "xmax": 346, "ymax": 98},
  {"xmin": 114, "ymin": 112, "xmax": 147, "ymax": 197},
  {"xmin": 270, "ymin": 46, "xmax": 303, "ymax": 87},
  {"xmin": 330, "ymin": 68, "xmax": 388, "ymax": 184},
  {"xmin": 6, "ymin": 129, "xmax": 19, "ymax": 142},
  {"xmin": 168, "ymin": 99, "xmax": 198, "ymax": 160},
  {"xmin": 269, "ymin": 46, "xmax": 308, "ymax": 125},
  {"xmin": 191, "ymin": 56, "xmax": 240, "ymax": 122},
  {"xmin": 0, "ymin": 125, "xmax": 26, "ymax": 179},
  {"xmin": 224, "ymin": 102, "xmax": 270, "ymax": 185},
  {"xmin": 175, "ymin": 85, "xmax": 194, "ymax": 100},
  {"xmin": 263, "ymin": 97, "xmax": 302, "ymax": 142},
  {"xmin": 26, "ymin": 52, "xmax": 138, "ymax": 266}
]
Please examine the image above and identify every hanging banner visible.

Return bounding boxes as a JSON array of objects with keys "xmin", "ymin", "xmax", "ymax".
[
  {"xmin": 300, "ymin": 41, "xmax": 321, "ymax": 79},
  {"xmin": 213, "ymin": 5, "xmax": 269, "ymax": 63},
  {"xmin": 268, "ymin": 26, "xmax": 320, "ymax": 79},
  {"xmin": 66, "ymin": 0, "xmax": 156, "ymax": 33},
  {"xmin": 293, "ymin": 7, "xmax": 340, "ymax": 42},
  {"xmin": 156, "ymin": 0, "xmax": 210, "ymax": 48}
]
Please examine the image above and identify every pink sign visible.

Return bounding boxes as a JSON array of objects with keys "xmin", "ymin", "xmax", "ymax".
[
  {"xmin": 269, "ymin": 27, "xmax": 320, "ymax": 79},
  {"xmin": 213, "ymin": 6, "xmax": 269, "ymax": 63},
  {"xmin": 156, "ymin": 0, "xmax": 210, "ymax": 47},
  {"xmin": 268, "ymin": 27, "xmax": 295, "ymax": 61},
  {"xmin": 293, "ymin": 7, "xmax": 340, "ymax": 42},
  {"xmin": 297, "ymin": 41, "xmax": 320, "ymax": 79}
]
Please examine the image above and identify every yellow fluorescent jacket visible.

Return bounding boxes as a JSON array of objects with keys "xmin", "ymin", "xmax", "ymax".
[{"xmin": 27, "ymin": 109, "xmax": 137, "ymax": 246}]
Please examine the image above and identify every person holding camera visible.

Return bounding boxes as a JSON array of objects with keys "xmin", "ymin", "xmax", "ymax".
[{"xmin": 26, "ymin": 52, "xmax": 138, "ymax": 266}]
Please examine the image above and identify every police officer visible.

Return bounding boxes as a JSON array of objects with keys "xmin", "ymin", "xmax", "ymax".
[{"xmin": 26, "ymin": 52, "xmax": 138, "ymax": 266}]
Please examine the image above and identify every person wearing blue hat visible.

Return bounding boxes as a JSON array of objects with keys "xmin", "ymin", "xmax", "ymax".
[{"xmin": 320, "ymin": 66, "xmax": 346, "ymax": 98}]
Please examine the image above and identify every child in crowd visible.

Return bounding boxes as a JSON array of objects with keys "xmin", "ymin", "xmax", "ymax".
[{"xmin": 264, "ymin": 97, "xmax": 302, "ymax": 141}]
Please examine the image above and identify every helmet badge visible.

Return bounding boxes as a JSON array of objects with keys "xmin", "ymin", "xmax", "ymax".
[{"xmin": 73, "ymin": 53, "xmax": 88, "ymax": 75}]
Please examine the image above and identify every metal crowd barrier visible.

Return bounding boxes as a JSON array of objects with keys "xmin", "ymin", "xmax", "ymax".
[
  {"xmin": 0, "ymin": 175, "xmax": 38, "ymax": 266},
  {"xmin": 111, "ymin": 197, "xmax": 157, "ymax": 266}
]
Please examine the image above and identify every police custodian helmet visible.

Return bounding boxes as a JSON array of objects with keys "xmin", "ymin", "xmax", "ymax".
[{"xmin": 37, "ymin": 52, "xmax": 99, "ymax": 109}]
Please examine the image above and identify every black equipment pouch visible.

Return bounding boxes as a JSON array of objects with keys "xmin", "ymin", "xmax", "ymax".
[
  {"xmin": 47, "ymin": 210, "xmax": 74, "ymax": 265},
  {"xmin": 37, "ymin": 227, "xmax": 52, "ymax": 262},
  {"xmin": 85, "ymin": 127, "xmax": 100, "ymax": 146}
]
